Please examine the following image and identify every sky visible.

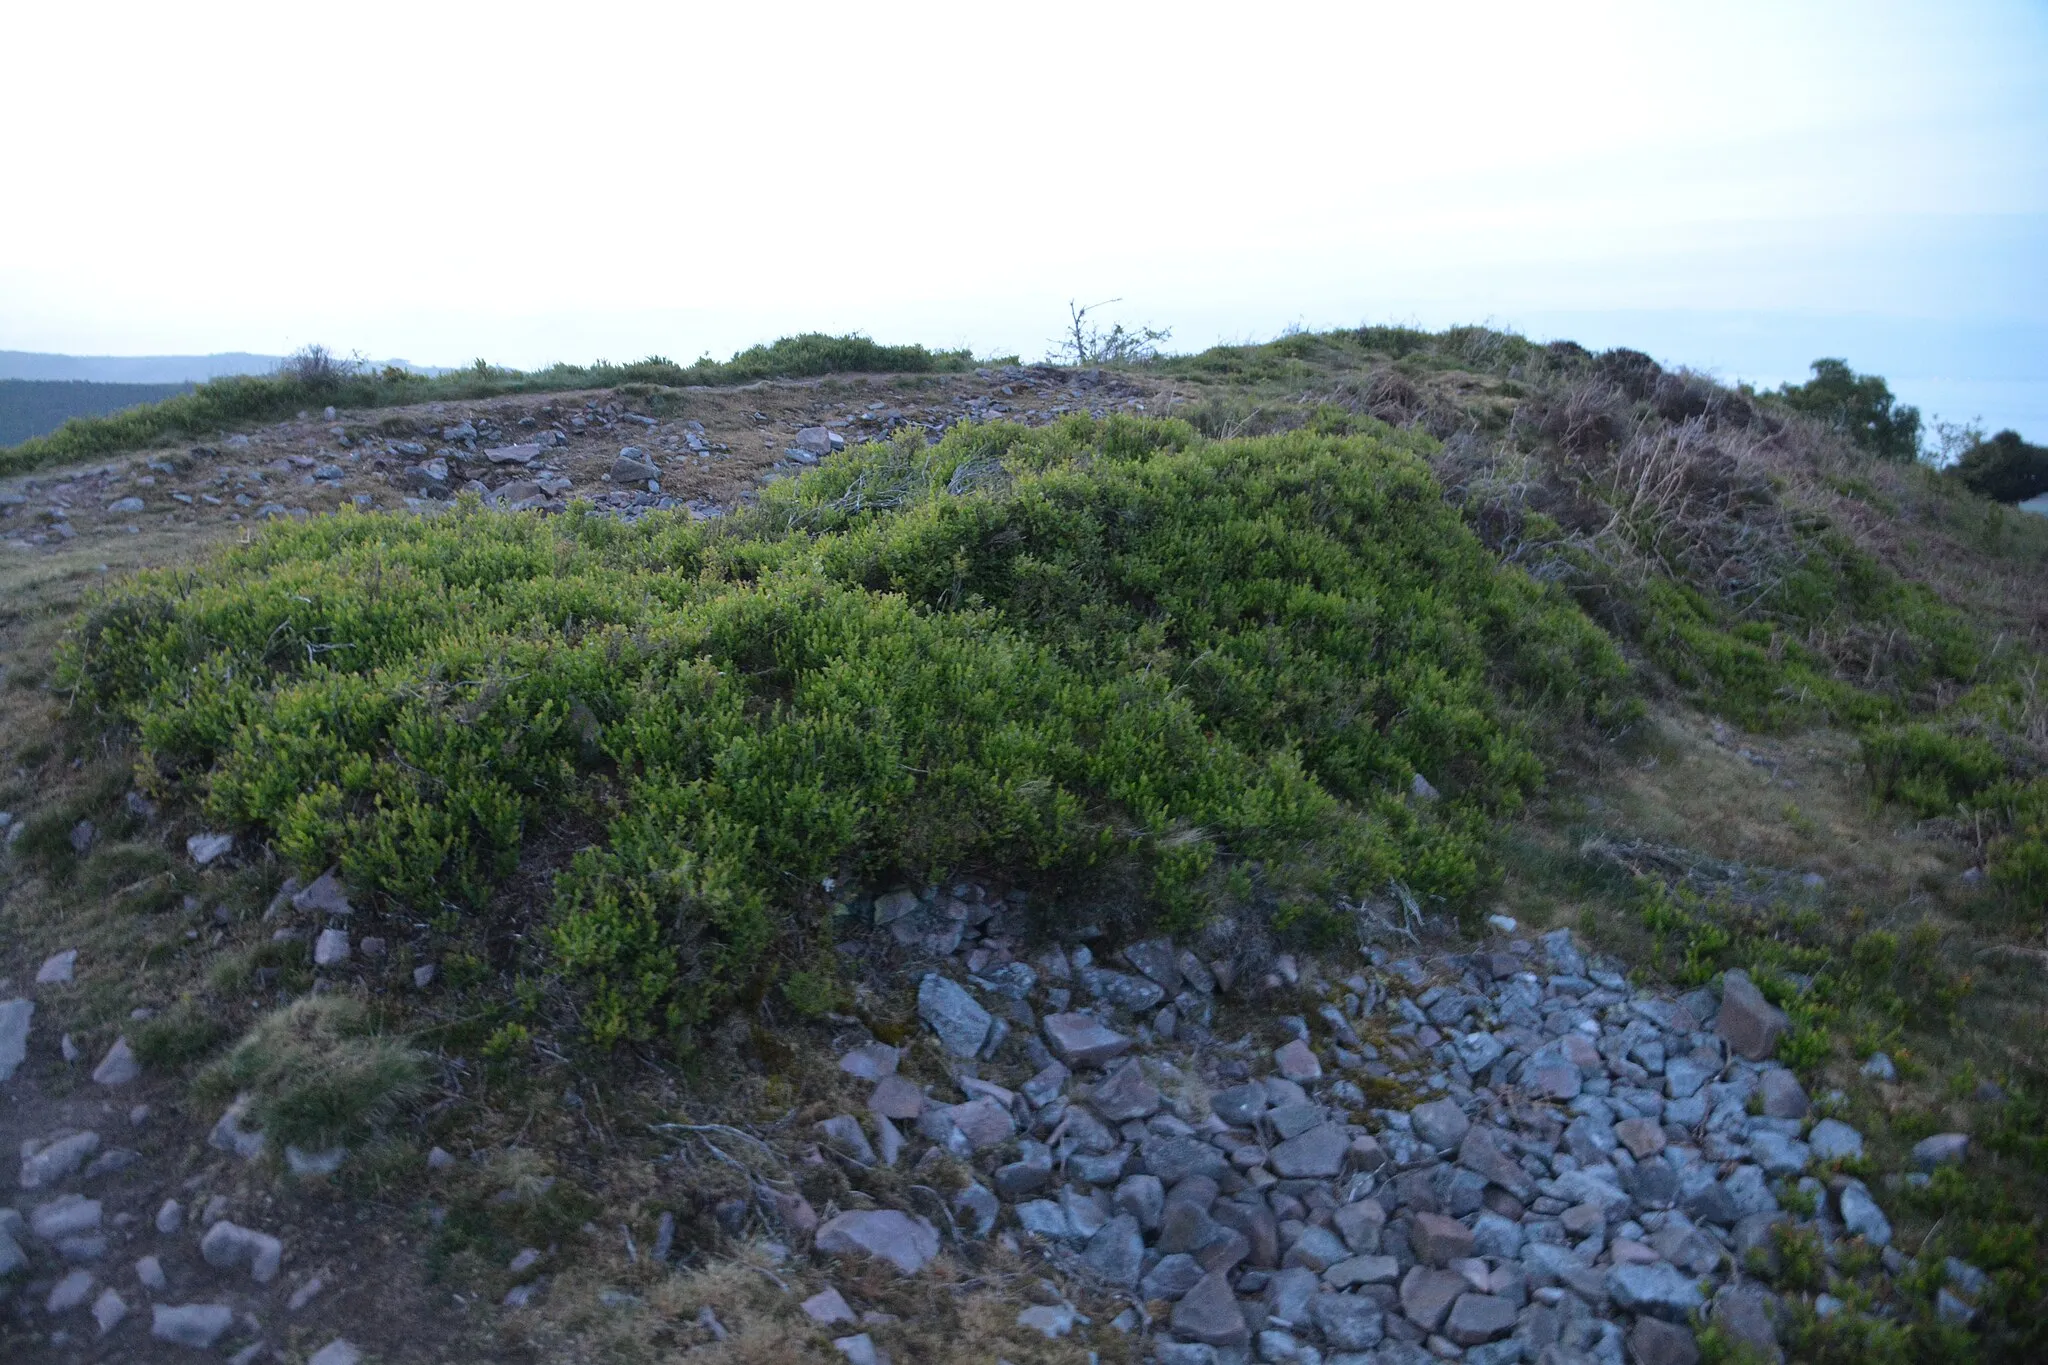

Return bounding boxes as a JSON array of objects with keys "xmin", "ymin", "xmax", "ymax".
[{"xmin": 3, "ymin": 1, "xmax": 2044, "ymax": 436}]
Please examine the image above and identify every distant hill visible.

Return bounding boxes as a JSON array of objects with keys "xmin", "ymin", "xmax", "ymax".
[
  {"xmin": 0, "ymin": 379, "xmax": 195, "ymax": 447},
  {"xmin": 0, "ymin": 351, "xmax": 451, "ymax": 383}
]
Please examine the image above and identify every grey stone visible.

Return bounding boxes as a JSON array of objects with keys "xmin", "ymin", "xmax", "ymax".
[
  {"xmin": 32, "ymin": 1194, "xmax": 102, "ymax": 1240},
  {"xmin": 1912, "ymin": 1133, "xmax": 1969, "ymax": 1170},
  {"xmin": 1171, "ymin": 1270, "xmax": 1250, "ymax": 1348},
  {"xmin": 308, "ymin": 1342, "xmax": 363, "ymax": 1365},
  {"xmin": 1459, "ymin": 1125, "xmax": 1534, "ymax": 1201},
  {"xmin": 1271, "ymin": 1123, "xmax": 1349, "ymax": 1179},
  {"xmin": 1213, "ymin": 1082, "xmax": 1268, "ymax": 1126},
  {"xmin": 0, "ymin": 1230, "xmax": 25, "ymax": 1278},
  {"xmin": 1708, "ymin": 1285, "xmax": 1779, "ymax": 1360},
  {"xmin": 1455, "ymin": 1031, "xmax": 1507, "ymax": 1075},
  {"xmin": 1629, "ymin": 1317, "xmax": 1701, "ymax": 1365},
  {"xmin": 1312, "ymin": 1291, "xmax": 1387, "ymax": 1350},
  {"xmin": 1274, "ymin": 1039, "xmax": 1322, "ymax": 1081},
  {"xmin": 1284, "ymin": 1224, "xmax": 1350, "ymax": 1272},
  {"xmin": 1114, "ymin": 1173, "xmax": 1165, "ymax": 1230},
  {"xmin": 837, "ymin": 1042, "xmax": 898, "ymax": 1080},
  {"xmin": 1143, "ymin": 1133, "xmax": 1229, "ymax": 1183},
  {"xmin": 208, "ymin": 1096, "xmax": 266, "ymax": 1159},
  {"xmin": 136, "ymin": 1255, "xmax": 167, "ymax": 1291},
  {"xmin": 1605, "ymin": 1263, "xmax": 1703, "ymax": 1322},
  {"xmin": 186, "ymin": 832, "xmax": 235, "ymax": 865},
  {"xmin": 1807, "ymin": 1119, "xmax": 1863, "ymax": 1162},
  {"xmin": 1334, "ymin": 1198, "xmax": 1387, "ymax": 1254},
  {"xmin": 313, "ymin": 928, "xmax": 351, "ymax": 966},
  {"xmin": 867, "ymin": 1074, "xmax": 925, "ymax": 1120},
  {"xmin": 1860, "ymin": 1052, "xmax": 1897, "ymax": 1082},
  {"xmin": 1399, "ymin": 1265, "xmax": 1466, "ymax": 1332},
  {"xmin": 1325, "ymin": 1253, "xmax": 1400, "ymax": 1287},
  {"xmin": 1747, "ymin": 1130, "xmax": 1809, "ymax": 1177},
  {"xmin": 1837, "ymin": 1180, "xmax": 1891, "ymax": 1246},
  {"xmin": 286, "ymin": 1144, "xmax": 346, "ymax": 1176},
  {"xmin": 37, "ymin": 950, "xmax": 78, "ymax": 984},
  {"xmin": 0, "ymin": 998, "xmax": 31, "ymax": 1083},
  {"xmin": 917, "ymin": 974, "xmax": 990, "ymax": 1058},
  {"xmin": 1412, "ymin": 1099, "xmax": 1471, "ymax": 1152},
  {"xmin": 1716, "ymin": 970, "xmax": 1788, "ymax": 1061},
  {"xmin": 47, "ymin": 1267, "xmax": 96, "ymax": 1312},
  {"xmin": 293, "ymin": 869, "xmax": 354, "ymax": 917},
  {"xmin": 814, "ymin": 1210, "xmax": 940, "ymax": 1274},
  {"xmin": 1662, "ymin": 1057, "xmax": 1710, "ymax": 1100},
  {"xmin": 200, "ymin": 1220, "xmax": 283, "ymax": 1283},
  {"xmin": 156, "ymin": 1199, "xmax": 184, "ymax": 1233},
  {"xmin": 610, "ymin": 452, "xmax": 661, "ymax": 483},
  {"xmin": 1016, "ymin": 1303, "xmax": 1076, "ymax": 1338},
  {"xmin": 1083, "ymin": 1213, "xmax": 1144, "ymax": 1287},
  {"xmin": 802, "ymin": 1287, "xmax": 856, "ymax": 1324},
  {"xmin": 946, "ymin": 1096, "xmax": 1013, "ymax": 1151},
  {"xmin": 1445, "ymin": 1293, "xmax": 1516, "ymax": 1346},
  {"xmin": 1410, "ymin": 1211, "xmax": 1476, "ymax": 1265},
  {"xmin": 21, "ymin": 1130, "xmax": 100, "ymax": 1189},
  {"xmin": 1471, "ymin": 1211, "xmax": 1524, "ymax": 1258},
  {"xmin": 1021, "ymin": 1060, "xmax": 1069, "ymax": 1107},
  {"xmin": 1144, "ymin": 1252, "xmax": 1207, "ymax": 1300},
  {"xmin": 92, "ymin": 1038, "xmax": 140, "ymax": 1087},
  {"xmin": 91, "ymin": 1285, "xmax": 128, "ymax": 1335},
  {"xmin": 815, "ymin": 1115, "xmax": 876, "ymax": 1165},
  {"xmin": 1042, "ymin": 1012, "xmax": 1132, "ymax": 1067},
  {"xmin": 952, "ymin": 1183, "xmax": 998, "ymax": 1238},
  {"xmin": 152, "ymin": 1303, "xmax": 235, "ymax": 1348},
  {"xmin": 1757, "ymin": 1069, "xmax": 1808, "ymax": 1120},
  {"xmin": 1091, "ymin": 1059, "xmax": 1161, "ymax": 1121},
  {"xmin": 996, "ymin": 1143, "xmax": 1055, "ymax": 1199}
]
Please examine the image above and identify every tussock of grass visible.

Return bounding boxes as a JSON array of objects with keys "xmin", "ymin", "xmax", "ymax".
[
  {"xmin": 197, "ymin": 996, "xmax": 426, "ymax": 1149},
  {"xmin": 0, "ymin": 333, "xmax": 973, "ymax": 478},
  {"xmin": 63, "ymin": 414, "xmax": 1627, "ymax": 1045}
]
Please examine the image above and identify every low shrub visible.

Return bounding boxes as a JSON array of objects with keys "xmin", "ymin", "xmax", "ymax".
[{"xmin": 64, "ymin": 416, "xmax": 1628, "ymax": 1046}]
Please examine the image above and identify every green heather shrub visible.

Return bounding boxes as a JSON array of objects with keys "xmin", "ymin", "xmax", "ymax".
[{"xmin": 63, "ymin": 416, "xmax": 1627, "ymax": 1045}]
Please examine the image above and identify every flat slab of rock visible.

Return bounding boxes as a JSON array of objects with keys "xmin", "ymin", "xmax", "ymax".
[
  {"xmin": 1607, "ymin": 1262, "xmax": 1705, "ymax": 1321},
  {"xmin": 917, "ymin": 974, "xmax": 991, "ymax": 1058},
  {"xmin": 1090, "ymin": 1060, "xmax": 1161, "ymax": 1121},
  {"xmin": 801, "ymin": 1287, "xmax": 856, "ymax": 1324},
  {"xmin": 1273, "ymin": 1038, "xmax": 1322, "ymax": 1081},
  {"xmin": 814, "ymin": 1209, "xmax": 940, "ymax": 1275},
  {"xmin": 1445, "ymin": 1292, "xmax": 1516, "ymax": 1345},
  {"xmin": 37, "ymin": 950, "xmax": 78, "ymax": 985},
  {"xmin": 1043, "ymin": 1012, "xmax": 1132, "ymax": 1068}
]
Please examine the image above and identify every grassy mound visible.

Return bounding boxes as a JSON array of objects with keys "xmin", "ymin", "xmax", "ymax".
[
  {"xmin": 0, "ymin": 333, "xmax": 974, "ymax": 478},
  {"xmin": 63, "ymin": 414, "xmax": 1626, "ymax": 1045},
  {"xmin": 197, "ymin": 997, "xmax": 427, "ymax": 1149}
]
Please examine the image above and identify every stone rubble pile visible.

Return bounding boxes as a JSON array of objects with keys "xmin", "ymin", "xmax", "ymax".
[{"xmin": 792, "ymin": 902, "xmax": 1980, "ymax": 1365}]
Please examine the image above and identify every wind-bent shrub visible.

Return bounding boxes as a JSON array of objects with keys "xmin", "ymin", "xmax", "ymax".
[{"xmin": 64, "ymin": 416, "xmax": 1628, "ymax": 1045}]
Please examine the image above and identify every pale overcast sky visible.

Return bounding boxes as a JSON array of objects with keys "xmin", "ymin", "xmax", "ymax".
[{"xmin": 3, "ymin": 1, "xmax": 2044, "ymax": 433}]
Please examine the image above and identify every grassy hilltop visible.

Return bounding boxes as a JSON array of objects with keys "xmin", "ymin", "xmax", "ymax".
[{"xmin": 4, "ymin": 324, "xmax": 2047, "ymax": 1361}]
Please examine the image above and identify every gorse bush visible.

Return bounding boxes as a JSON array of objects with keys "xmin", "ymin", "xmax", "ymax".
[
  {"xmin": 64, "ymin": 416, "xmax": 1627, "ymax": 1046},
  {"xmin": 0, "ymin": 333, "xmax": 973, "ymax": 477}
]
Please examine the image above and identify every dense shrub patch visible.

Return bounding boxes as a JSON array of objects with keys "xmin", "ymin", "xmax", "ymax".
[{"xmin": 63, "ymin": 416, "xmax": 1626, "ymax": 1045}]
